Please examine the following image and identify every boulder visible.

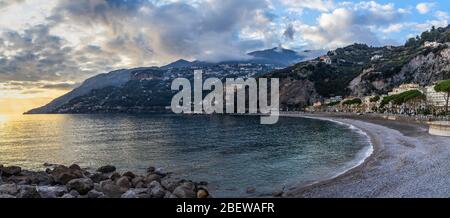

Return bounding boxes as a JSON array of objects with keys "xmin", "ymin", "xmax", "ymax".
[
  {"xmin": 110, "ymin": 172, "xmax": 121, "ymax": 181},
  {"xmin": 17, "ymin": 186, "xmax": 41, "ymax": 198},
  {"xmin": 66, "ymin": 178, "xmax": 94, "ymax": 195},
  {"xmin": 89, "ymin": 173, "xmax": 109, "ymax": 183},
  {"xmin": 148, "ymin": 181, "xmax": 166, "ymax": 198},
  {"xmin": 50, "ymin": 165, "xmax": 83, "ymax": 185},
  {"xmin": 197, "ymin": 189, "xmax": 209, "ymax": 198},
  {"xmin": 122, "ymin": 171, "xmax": 136, "ymax": 179},
  {"xmin": 37, "ymin": 186, "xmax": 68, "ymax": 198},
  {"xmin": 154, "ymin": 168, "xmax": 167, "ymax": 176},
  {"xmin": 116, "ymin": 176, "xmax": 132, "ymax": 192},
  {"xmin": 0, "ymin": 166, "xmax": 21, "ymax": 176},
  {"xmin": 131, "ymin": 176, "xmax": 144, "ymax": 188},
  {"xmin": 69, "ymin": 190, "xmax": 80, "ymax": 197},
  {"xmin": 17, "ymin": 171, "xmax": 53, "ymax": 185},
  {"xmin": 147, "ymin": 166, "xmax": 156, "ymax": 173},
  {"xmin": 69, "ymin": 164, "xmax": 82, "ymax": 171},
  {"xmin": 0, "ymin": 194, "xmax": 16, "ymax": 198},
  {"xmin": 143, "ymin": 174, "xmax": 161, "ymax": 184},
  {"xmin": 0, "ymin": 183, "xmax": 19, "ymax": 195},
  {"xmin": 172, "ymin": 182, "xmax": 196, "ymax": 198},
  {"xmin": 97, "ymin": 165, "xmax": 116, "ymax": 174},
  {"xmin": 99, "ymin": 180, "xmax": 123, "ymax": 198},
  {"xmin": 121, "ymin": 188, "xmax": 148, "ymax": 198},
  {"xmin": 161, "ymin": 178, "xmax": 183, "ymax": 192},
  {"xmin": 61, "ymin": 193, "xmax": 75, "ymax": 198},
  {"xmin": 87, "ymin": 190, "xmax": 106, "ymax": 198}
]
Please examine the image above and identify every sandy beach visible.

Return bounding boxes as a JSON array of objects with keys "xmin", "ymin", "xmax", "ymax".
[{"xmin": 283, "ymin": 113, "xmax": 450, "ymax": 198}]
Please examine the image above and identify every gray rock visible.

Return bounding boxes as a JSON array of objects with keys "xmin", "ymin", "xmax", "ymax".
[
  {"xmin": 61, "ymin": 193, "xmax": 75, "ymax": 198},
  {"xmin": 68, "ymin": 164, "xmax": 82, "ymax": 171},
  {"xmin": 0, "ymin": 166, "xmax": 21, "ymax": 176},
  {"xmin": 131, "ymin": 176, "xmax": 145, "ymax": 188},
  {"xmin": 121, "ymin": 188, "xmax": 148, "ymax": 198},
  {"xmin": 67, "ymin": 178, "xmax": 94, "ymax": 195},
  {"xmin": 87, "ymin": 190, "xmax": 106, "ymax": 198},
  {"xmin": 17, "ymin": 186, "xmax": 41, "ymax": 198},
  {"xmin": 116, "ymin": 176, "xmax": 132, "ymax": 192},
  {"xmin": 154, "ymin": 168, "xmax": 167, "ymax": 176},
  {"xmin": 69, "ymin": 190, "xmax": 80, "ymax": 197},
  {"xmin": 0, "ymin": 183, "xmax": 19, "ymax": 195},
  {"xmin": 97, "ymin": 165, "xmax": 116, "ymax": 174},
  {"xmin": 0, "ymin": 194, "xmax": 16, "ymax": 198},
  {"xmin": 110, "ymin": 172, "xmax": 121, "ymax": 181},
  {"xmin": 161, "ymin": 178, "xmax": 182, "ymax": 192},
  {"xmin": 172, "ymin": 182, "xmax": 196, "ymax": 198},
  {"xmin": 50, "ymin": 165, "xmax": 83, "ymax": 185},
  {"xmin": 143, "ymin": 174, "xmax": 161, "ymax": 184},
  {"xmin": 37, "ymin": 186, "xmax": 68, "ymax": 198},
  {"xmin": 147, "ymin": 166, "xmax": 156, "ymax": 173},
  {"xmin": 122, "ymin": 171, "xmax": 135, "ymax": 179},
  {"xmin": 99, "ymin": 180, "xmax": 123, "ymax": 198},
  {"xmin": 148, "ymin": 181, "xmax": 166, "ymax": 198},
  {"xmin": 89, "ymin": 173, "xmax": 109, "ymax": 183}
]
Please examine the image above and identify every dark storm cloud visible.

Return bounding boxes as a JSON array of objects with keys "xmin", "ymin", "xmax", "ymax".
[
  {"xmin": 51, "ymin": 0, "xmax": 272, "ymax": 62},
  {"xmin": 283, "ymin": 24, "xmax": 295, "ymax": 41},
  {"xmin": 0, "ymin": 24, "xmax": 120, "ymax": 83},
  {"xmin": 40, "ymin": 82, "xmax": 79, "ymax": 90}
]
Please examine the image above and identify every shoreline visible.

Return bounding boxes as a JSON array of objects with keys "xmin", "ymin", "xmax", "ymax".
[
  {"xmin": 282, "ymin": 114, "xmax": 377, "ymax": 189},
  {"xmin": 279, "ymin": 113, "xmax": 381, "ymax": 197},
  {"xmin": 282, "ymin": 112, "xmax": 450, "ymax": 198}
]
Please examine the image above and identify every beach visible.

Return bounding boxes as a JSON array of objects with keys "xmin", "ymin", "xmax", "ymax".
[{"xmin": 283, "ymin": 113, "xmax": 450, "ymax": 198}]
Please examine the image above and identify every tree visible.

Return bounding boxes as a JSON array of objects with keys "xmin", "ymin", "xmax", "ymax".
[{"xmin": 434, "ymin": 80, "xmax": 450, "ymax": 113}]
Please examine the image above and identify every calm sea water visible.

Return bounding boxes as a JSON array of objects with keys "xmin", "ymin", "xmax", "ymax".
[{"xmin": 0, "ymin": 114, "xmax": 370, "ymax": 197}]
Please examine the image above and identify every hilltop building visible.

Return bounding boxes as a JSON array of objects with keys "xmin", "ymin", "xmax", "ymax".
[{"xmin": 388, "ymin": 83, "xmax": 421, "ymax": 96}]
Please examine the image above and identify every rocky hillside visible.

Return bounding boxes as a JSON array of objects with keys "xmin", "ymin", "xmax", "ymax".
[
  {"xmin": 266, "ymin": 26, "xmax": 450, "ymax": 109},
  {"xmin": 27, "ymin": 26, "xmax": 450, "ymax": 113}
]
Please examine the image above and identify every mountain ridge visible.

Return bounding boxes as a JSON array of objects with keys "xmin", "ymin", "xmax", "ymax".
[{"xmin": 26, "ymin": 26, "xmax": 450, "ymax": 114}]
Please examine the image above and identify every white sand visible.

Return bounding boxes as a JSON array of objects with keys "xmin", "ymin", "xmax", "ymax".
[{"xmin": 284, "ymin": 114, "xmax": 450, "ymax": 198}]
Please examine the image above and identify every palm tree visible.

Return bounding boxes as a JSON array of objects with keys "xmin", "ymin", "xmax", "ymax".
[{"xmin": 434, "ymin": 80, "xmax": 450, "ymax": 114}]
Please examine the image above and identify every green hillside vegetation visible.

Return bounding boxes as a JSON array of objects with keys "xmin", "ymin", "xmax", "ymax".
[
  {"xmin": 370, "ymin": 96, "xmax": 380, "ymax": 102},
  {"xmin": 380, "ymin": 90, "xmax": 425, "ymax": 108},
  {"xmin": 342, "ymin": 98, "xmax": 362, "ymax": 105}
]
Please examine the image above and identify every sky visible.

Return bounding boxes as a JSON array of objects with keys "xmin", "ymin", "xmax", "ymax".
[{"xmin": 0, "ymin": 0, "xmax": 449, "ymax": 114}]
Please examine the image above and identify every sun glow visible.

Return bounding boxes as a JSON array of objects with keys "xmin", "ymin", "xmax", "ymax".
[{"xmin": 0, "ymin": 89, "xmax": 69, "ymax": 115}]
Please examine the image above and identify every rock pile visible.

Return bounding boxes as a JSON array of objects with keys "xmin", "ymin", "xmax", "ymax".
[{"xmin": 0, "ymin": 164, "xmax": 210, "ymax": 198}]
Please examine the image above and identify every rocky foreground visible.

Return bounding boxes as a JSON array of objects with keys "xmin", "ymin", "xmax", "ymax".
[{"xmin": 0, "ymin": 164, "xmax": 210, "ymax": 198}]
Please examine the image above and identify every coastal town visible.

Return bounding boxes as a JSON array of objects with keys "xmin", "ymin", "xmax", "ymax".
[{"xmin": 305, "ymin": 80, "xmax": 450, "ymax": 118}]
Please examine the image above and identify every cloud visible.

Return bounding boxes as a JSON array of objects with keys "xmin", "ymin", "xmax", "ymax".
[
  {"xmin": 416, "ymin": 2, "xmax": 435, "ymax": 14},
  {"xmin": 0, "ymin": 0, "xmax": 448, "ymax": 93},
  {"xmin": 279, "ymin": 0, "xmax": 335, "ymax": 12},
  {"xmin": 291, "ymin": 2, "xmax": 407, "ymax": 49},
  {"xmin": 40, "ymin": 82, "xmax": 79, "ymax": 90},
  {"xmin": 49, "ymin": 0, "xmax": 272, "ymax": 64},
  {"xmin": 0, "ymin": 24, "xmax": 122, "ymax": 84},
  {"xmin": 283, "ymin": 23, "xmax": 295, "ymax": 41},
  {"xmin": 0, "ymin": 0, "xmax": 24, "ymax": 9}
]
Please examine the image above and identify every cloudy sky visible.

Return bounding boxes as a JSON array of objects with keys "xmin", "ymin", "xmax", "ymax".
[{"xmin": 0, "ymin": 0, "xmax": 449, "ymax": 113}]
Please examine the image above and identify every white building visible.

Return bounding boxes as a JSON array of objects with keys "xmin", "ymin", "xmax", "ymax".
[
  {"xmin": 423, "ymin": 41, "xmax": 441, "ymax": 48},
  {"xmin": 425, "ymin": 85, "xmax": 447, "ymax": 107},
  {"xmin": 324, "ymin": 96, "xmax": 343, "ymax": 105},
  {"xmin": 371, "ymin": 55, "xmax": 383, "ymax": 61},
  {"xmin": 388, "ymin": 83, "xmax": 421, "ymax": 96}
]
